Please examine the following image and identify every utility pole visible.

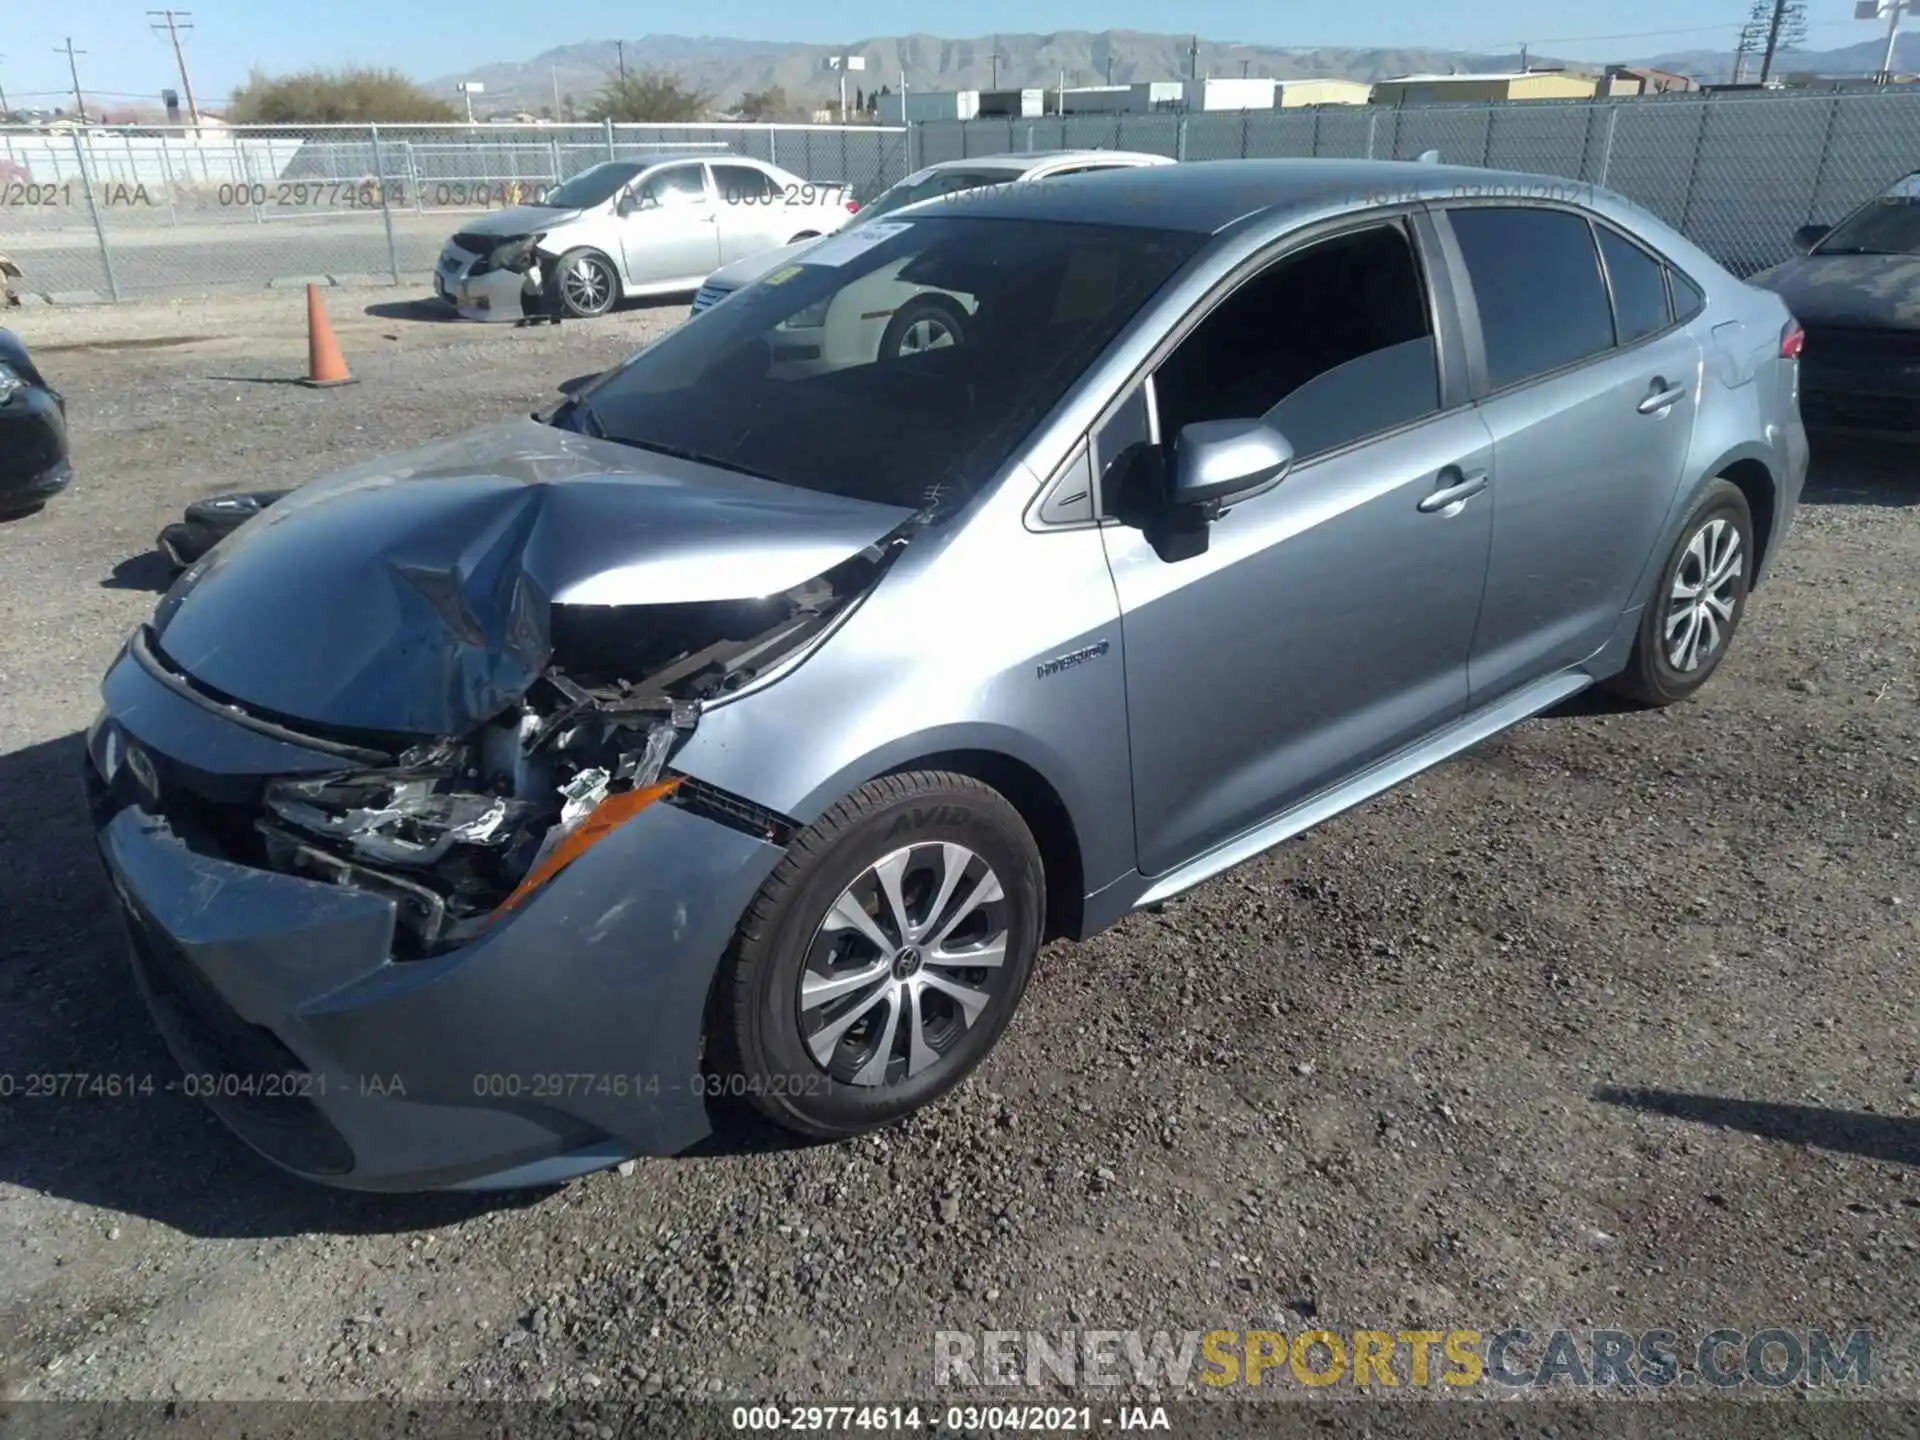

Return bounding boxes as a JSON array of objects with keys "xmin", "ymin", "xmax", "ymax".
[
  {"xmin": 1519, "ymin": 42, "xmax": 1530, "ymax": 71},
  {"xmin": 147, "ymin": 11, "xmax": 201, "ymax": 129},
  {"xmin": 1759, "ymin": 0, "xmax": 1788, "ymax": 82},
  {"xmin": 1189, "ymin": 34, "xmax": 1200, "ymax": 80},
  {"xmin": 55, "ymin": 37, "xmax": 87, "ymax": 123},
  {"xmin": 552, "ymin": 64, "xmax": 562, "ymax": 117},
  {"xmin": 616, "ymin": 40, "xmax": 626, "ymax": 81},
  {"xmin": 988, "ymin": 37, "xmax": 1002, "ymax": 89},
  {"xmin": 1105, "ymin": 55, "xmax": 1114, "ymax": 85}
]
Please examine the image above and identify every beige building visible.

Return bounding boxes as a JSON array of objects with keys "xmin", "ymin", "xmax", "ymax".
[
  {"xmin": 1371, "ymin": 71, "xmax": 1599, "ymax": 105},
  {"xmin": 1274, "ymin": 78, "xmax": 1374, "ymax": 106}
]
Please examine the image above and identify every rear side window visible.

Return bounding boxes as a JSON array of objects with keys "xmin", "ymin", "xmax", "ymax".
[
  {"xmin": 712, "ymin": 164, "xmax": 778, "ymax": 204},
  {"xmin": 1448, "ymin": 206, "xmax": 1614, "ymax": 390},
  {"xmin": 1597, "ymin": 225, "xmax": 1672, "ymax": 344}
]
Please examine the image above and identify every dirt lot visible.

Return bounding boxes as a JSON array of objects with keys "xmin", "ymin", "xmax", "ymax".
[{"xmin": 0, "ymin": 287, "xmax": 1915, "ymax": 1429}]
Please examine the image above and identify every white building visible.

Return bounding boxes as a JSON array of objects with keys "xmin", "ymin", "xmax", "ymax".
[{"xmin": 877, "ymin": 89, "xmax": 982, "ymax": 124}]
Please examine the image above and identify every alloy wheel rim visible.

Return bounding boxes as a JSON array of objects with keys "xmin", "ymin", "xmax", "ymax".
[
  {"xmin": 1665, "ymin": 517, "xmax": 1743, "ymax": 673},
  {"xmin": 798, "ymin": 843, "xmax": 1012, "ymax": 1087},
  {"xmin": 896, "ymin": 316, "xmax": 956, "ymax": 355},
  {"xmin": 564, "ymin": 258, "xmax": 610, "ymax": 312}
]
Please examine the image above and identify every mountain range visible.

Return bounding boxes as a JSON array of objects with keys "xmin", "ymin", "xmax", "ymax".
[{"xmin": 426, "ymin": 28, "xmax": 1920, "ymax": 115}]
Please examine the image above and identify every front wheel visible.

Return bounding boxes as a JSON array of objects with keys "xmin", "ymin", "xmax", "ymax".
[
  {"xmin": 551, "ymin": 248, "xmax": 619, "ymax": 319},
  {"xmin": 715, "ymin": 771, "xmax": 1044, "ymax": 1140},
  {"xmin": 1605, "ymin": 478, "xmax": 1754, "ymax": 707},
  {"xmin": 879, "ymin": 295, "xmax": 966, "ymax": 360}
]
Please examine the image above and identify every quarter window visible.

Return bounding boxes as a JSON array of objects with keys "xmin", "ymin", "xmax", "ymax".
[
  {"xmin": 1448, "ymin": 206, "xmax": 1614, "ymax": 390},
  {"xmin": 1670, "ymin": 270, "xmax": 1705, "ymax": 322},
  {"xmin": 1597, "ymin": 225, "xmax": 1672, "ymax": 345},
  {"xmin": 1150, "ymin": 223, "xmax": 1441, "ymax": 465}
]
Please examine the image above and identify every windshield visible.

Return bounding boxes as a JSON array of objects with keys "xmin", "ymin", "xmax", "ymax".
[
  {"xmin": 1815, "ymin": 172, "xmax": 1920, "ymax": 256},
  {"xmin": 539, "ymin": 161, "xmax": 647, "ymax": 210},
  {"xmin": 555, "ymin": 215, "xmax": 1203, "ymax": 516},
  {"xmin": 852, "ymin": 167, "xmax": 1024, "ymax": 224}
]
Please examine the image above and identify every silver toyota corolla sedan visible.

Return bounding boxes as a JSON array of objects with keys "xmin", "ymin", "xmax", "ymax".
[
  {"xmin": 87, "ymin": 160, "xmax": 1806, "ymax": 1191},
  {"xmin": 434, "ymin": 153, "xmax": 854, "ymax": 321}
]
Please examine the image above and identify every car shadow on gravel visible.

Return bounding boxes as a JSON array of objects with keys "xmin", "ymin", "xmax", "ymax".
[
  {"xmin": 101, "ymin": 552, "xmax": 175, "ymax": 593},
  {"xmin": 0, "ymin": 732, "xmax": 543, "ymax": 1237},
  {"xmin": 1597, "ymin": 1087, "xmax": 1919, "ymax": 1167},
  {"xmin": 363, "ymin": 299, "xmax": 465, "ymax": 324}
]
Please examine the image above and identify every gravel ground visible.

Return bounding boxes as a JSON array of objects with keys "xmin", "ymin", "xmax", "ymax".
[{"xmin": 0, "ymin": 290, "xmax": 1915, "ymax": 1432}]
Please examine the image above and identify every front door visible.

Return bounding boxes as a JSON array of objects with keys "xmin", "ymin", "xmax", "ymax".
[
  {"xmin": 619, "ymin": 161, "xmax": 719, "ymax": 289},
  {"xmin": 1102, "ymin": 220, "xmax": 1497, "ymax": 878}
]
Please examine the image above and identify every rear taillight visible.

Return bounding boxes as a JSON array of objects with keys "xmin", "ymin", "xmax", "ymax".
[
  {"xmin": 845, "ymin": 199, "xmax": 860, "ymax": 213},
  {"xmin": 1780, "ymin": 319, "xmax": 1804, "ymax": 359}
]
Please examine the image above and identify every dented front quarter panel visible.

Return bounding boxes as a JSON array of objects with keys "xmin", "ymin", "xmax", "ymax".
[{"xmin": 151, "ymin": 419, "xmax": 914, "ymax": 736}]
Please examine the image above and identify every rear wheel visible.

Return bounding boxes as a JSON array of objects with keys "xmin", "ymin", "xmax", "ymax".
[
  {"xmin": 1605, "ymin": 478, "xmax": 1754, "ymax": 707},
  {"xmin": 552, "ymin": 248, "xmax": 619, "ymax": 319},
  {"xmin": 715, "ymin": 771, "xmax": 1044, "ymax": 1139}
]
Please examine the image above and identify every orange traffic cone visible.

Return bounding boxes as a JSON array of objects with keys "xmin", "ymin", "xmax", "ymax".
[{"xmin": 299, "ymin": 283, "xmax": 356, "ymax": 388}]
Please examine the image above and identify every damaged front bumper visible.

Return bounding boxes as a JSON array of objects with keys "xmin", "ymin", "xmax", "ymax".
[{"xmin": 84, "ymin": 635, "xmax": 787, "ymax": 1191}]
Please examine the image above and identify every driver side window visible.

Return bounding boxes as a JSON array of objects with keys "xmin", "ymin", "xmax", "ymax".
[
  {"xmin": 636, "ymin": 164, "xmax": 709, "ymax": 210},
  {"xmin": 1151, "ymin": 222, "xmax": 1441, "ymax": 466}
]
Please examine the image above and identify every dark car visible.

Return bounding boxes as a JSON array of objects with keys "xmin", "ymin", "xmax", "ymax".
[
  {"xmin": 1751, "ymin": 170, "xmax": 1920, "ymax": 439},
  {"xmin": 0, "ymin": 329, "xmax": 71, "ymax": 517}
]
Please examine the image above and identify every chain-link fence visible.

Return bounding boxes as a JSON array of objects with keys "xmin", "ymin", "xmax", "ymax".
[
  {"xmin": 0, "ymin": 121, "xmax": 911, "ymax": 300},
  {"xmin": 5, "ymin": 95, "xmax": 1919, "ymax": 302},
  {"xmin": 917, "ymin": 88, "xmax": 1920, "ymax": 277}
]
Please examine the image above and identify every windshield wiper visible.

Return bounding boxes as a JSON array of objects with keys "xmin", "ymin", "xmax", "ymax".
[{"xmin": 1815, "ymin": 245, "xmax": 1902, "ymax": 256}]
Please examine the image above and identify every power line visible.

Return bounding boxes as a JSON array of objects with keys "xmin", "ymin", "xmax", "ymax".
[
  {"xmin": 54, "ymin": 37, "xmax": 87, "ymax": 123},
  {"xmin": 148, "ymin": 10, "xmax": 202, "ymax": 128}
]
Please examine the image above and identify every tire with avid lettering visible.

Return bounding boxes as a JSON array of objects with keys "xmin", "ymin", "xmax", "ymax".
[{"xmin": 714, "ymin": 771, "xmax": 1044, "ymax": 1137}]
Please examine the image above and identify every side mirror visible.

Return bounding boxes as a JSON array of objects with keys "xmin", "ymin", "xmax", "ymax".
[
  {"xmin": 1794, "ymin": 222, "xmax": 1831, "ymax": 252},
  {"xmin": 557, "ymin": 371, "xmax": 600, "ymax": 398},
  {"xmin": 1170, "ymin": 419, "xmax": 1294, "ymax": 514}
]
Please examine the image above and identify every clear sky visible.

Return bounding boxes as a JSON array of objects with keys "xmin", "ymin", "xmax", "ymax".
[{"xmin": 0, "ymin": 0, "xmax": 1885, "ymax": 107}]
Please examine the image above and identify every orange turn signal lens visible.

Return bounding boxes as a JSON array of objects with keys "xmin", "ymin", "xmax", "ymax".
[{"xmin": 486, "ymin": 777, "xmax": 682, "ymax": 923}]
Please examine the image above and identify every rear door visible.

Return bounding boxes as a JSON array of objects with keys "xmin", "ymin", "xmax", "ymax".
[
  {"xmin": 1433, "ymin": 203, "xmax": 1704, "ymax": 703},
  {"xmin": 619, "ymin": 162, "xmax": 720, "ymax": 288},
  {"xmin": 711, "ymin": 162, "xmax": 791, "ymax": 263}
]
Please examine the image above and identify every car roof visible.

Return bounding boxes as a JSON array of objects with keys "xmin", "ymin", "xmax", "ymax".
[
  {"xmin": 921, "ymin": 149, "xmax": 1173, "ymax": 175},
  {"xmin": 918, "ymin": 157, "xmax": 1612, "ymax": 235},
  {"xmin": 593, "ymin": 152, "xmax": 736, "ymax": 171}
]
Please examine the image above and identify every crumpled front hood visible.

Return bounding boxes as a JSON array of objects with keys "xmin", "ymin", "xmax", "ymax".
[
  {"xmin": 1748, "ymin": 252, "xmax": 1920, "ymax": 330},
  {"xmin": 151, "ymin": 418, "xmax": 913, "ymax": 737},
  {"xmin": 451, "ymin": 204, "xmax": 587, "ymax": 241}
]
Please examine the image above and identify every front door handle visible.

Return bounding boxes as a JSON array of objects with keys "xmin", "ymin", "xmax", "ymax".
[
  {"xmin": 1638, "ymin": 379, "xmax": 1687, "ymax": 414},
  {"xmin": 1417, "ymin": 468, "xmax": 1488, "ymax": 514}
]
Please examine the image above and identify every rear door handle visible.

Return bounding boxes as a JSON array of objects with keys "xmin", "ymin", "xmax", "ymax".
[
  {"xmin": 1417, "ymin": 468, "xmax": 1488, "ymax": 514},
  {"xmin": 1638, "ymin": 382, "xmax": 1687, "ymax": 414}
]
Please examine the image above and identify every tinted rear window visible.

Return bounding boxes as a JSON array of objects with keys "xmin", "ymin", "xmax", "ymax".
[{"xmin": 1449, "ymin": 206, "xmax": 1614, "ymax": 390}]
